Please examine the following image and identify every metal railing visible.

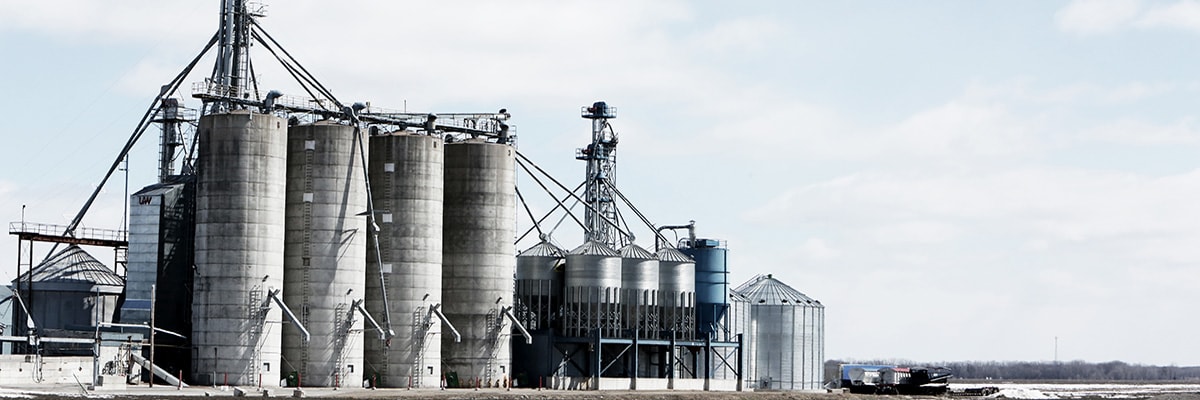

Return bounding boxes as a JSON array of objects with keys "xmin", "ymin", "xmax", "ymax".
[{"xmin": 8, "ymin": 222, "xmax": 127, "ymax": 241}]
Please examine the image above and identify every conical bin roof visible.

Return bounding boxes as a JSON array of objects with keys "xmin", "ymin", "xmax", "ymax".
[
  {"xmin": 12, "ymin": 245, "xmax": 124, "ymax": 293},
  {"xmin": 734, "ymin": 274, "xmax": 820, "ymax": 306}
]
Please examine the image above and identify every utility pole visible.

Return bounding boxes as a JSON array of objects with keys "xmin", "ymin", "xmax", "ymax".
[{"xmin": 150, "ymin": 283, "xmax": 156, "ymax": 388}]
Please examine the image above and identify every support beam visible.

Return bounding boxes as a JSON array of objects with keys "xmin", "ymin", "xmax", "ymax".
[
  {"xmin": 668, "ymin": 331, "xmax": 675, "ymax": 390},
  {"xmin": 592, "ymin": 330, "xmax": 602, "ymax": 390},
  {"xmin": 501, "ymin": 306, "xmax": 532, "ymax": 345},
  {"xmin": 703, "ymin": 336, "xmax": 712, "ymax": 391},
  {"xmin": 352, "ymin": 300, "xmax": 387, "ymax": 341},
  {"xmin": 268, "ymin": 289, "xmax": 309, "ymax": 342},
  {"xmin": 430, "ymin": 304, "xmax": 460, "ymax": 343},
  {"xmin": 131, "ymin": 352, "xmax": 189, "ymax": 387},
  {"xmin": 631, "ymin": 328, "xmax": 639, "ymax": 390},
  {"xmin": 736, "ymin": 333, "xmax": 744, "ymax": 392}
]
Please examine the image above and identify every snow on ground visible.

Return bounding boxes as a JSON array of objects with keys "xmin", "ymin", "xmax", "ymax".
[
  {"xmin": 0, "ymin": 388, "xmax": 34, "ymax": 399},
  {"xmin": 951, "ymin": 383, "xmax": 1200, "ymax": 399}
]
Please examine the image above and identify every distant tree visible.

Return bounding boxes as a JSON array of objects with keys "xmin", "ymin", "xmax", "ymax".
[{"xmin": 824, "ymin": 359, "xmax": 1200, "ymax": 382}]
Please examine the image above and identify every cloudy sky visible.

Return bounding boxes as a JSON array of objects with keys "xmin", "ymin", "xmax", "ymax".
[{"xmin": 3, "ymin": 0, "xmax": 1199, "ymax": 366}]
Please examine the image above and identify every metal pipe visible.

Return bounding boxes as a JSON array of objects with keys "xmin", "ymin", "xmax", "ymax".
[
  {"xmin": 514, "ymin": 152, "xmax": 628, "ymax": 237},
  {"xmin": 98, "ymin": 323, "xmax": 187, "ymax": 340},
  {"xmin": 501, "ymin": 307, "xmax": 532, "ymax": 345},
  {"xmin": 351, "ymin": 124, "xmax": 395, "ymax": 340},
  {"xmin": 352, "ymin": 300, "xmax": 387, "ymax": 341},
  {"xmin": 655, "ymin": 220, "xmax": 695, "ymax": 251},
  {"xmin": 268, "ymin": 289, "xmax": 310, "ymax": 342},
  {"xmin": 131, "ymin": 352, "xmax": 190, "ymax": 388},
  {"xmin": 429, "ymin": 304, "xmax": 460, "ymax": 343},
  {"xmin": 10, "ymin": 289, "xmax": 36, "ymax": 332}
]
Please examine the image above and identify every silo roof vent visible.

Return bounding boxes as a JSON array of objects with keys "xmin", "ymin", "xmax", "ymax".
[
  {"xmin": 655, "ymin": 247, "xmax": 694, "ymax": 263},
  {"xmin": 618, "ymin": 243, "xmax": 656, "ymax": 260},
  {"xmin": 569, "ymin": 240, "xmax": 619, "ymax": 257},
  {"xmin": 518, "ymin": 241, "xmax": 566, "ymax": 258}
]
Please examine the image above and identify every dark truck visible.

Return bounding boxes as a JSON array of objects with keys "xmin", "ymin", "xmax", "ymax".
[{"xmin": 839, "ymin": 364, "xmax": 955, "ymax": 395}]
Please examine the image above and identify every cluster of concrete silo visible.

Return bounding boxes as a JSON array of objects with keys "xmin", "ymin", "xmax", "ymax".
[{"xmin": 178, "ymin": 111, "xmax": 516, "ymax": 388}]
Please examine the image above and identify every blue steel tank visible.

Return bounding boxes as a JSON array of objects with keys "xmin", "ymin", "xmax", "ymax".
[{"xmin": 680, "ymin": 238, "xmax": 729, "ymax": 339}]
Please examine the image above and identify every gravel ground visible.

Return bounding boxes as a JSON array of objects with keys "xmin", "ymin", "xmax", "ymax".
[
  {"xmin": 2, "ymin": 385, "xmax": 874, "ymax": 400},
  {"xmin": 5, "ymin": 383, "xmax": 1198, "ymax": 400}
]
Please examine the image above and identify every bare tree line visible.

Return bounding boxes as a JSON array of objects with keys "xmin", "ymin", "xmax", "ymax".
[{"xmin": 826, "ymin": 359, "xmax": 1200, "ymax": 382}]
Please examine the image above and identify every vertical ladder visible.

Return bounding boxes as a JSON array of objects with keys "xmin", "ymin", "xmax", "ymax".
[
  {"xmin": 300, "ymin": 133, "xmax": 315, "ymax": 376},
  {"xmin": 247, "ymin": 285, "xmax": 268, "ymax": 385},
  {"xmin": 333, "ymin": 302, "xmax": 351, "ymax": 386},
  {"xmin": 409, "ymin": 306, "xmax": 430, "ymax": 387}
]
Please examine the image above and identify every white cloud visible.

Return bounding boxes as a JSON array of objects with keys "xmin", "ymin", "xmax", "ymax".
[
  {"xmin": 687, "ymin": 16, "xmax": 789, "ymax": 54},
  {"xmin": 1055, "ymin": 0, "xmax": 1143, "ymax": 35},
  {"xmin": 1136, "ymin": 0, "xmax": 1200, "ymax": 32},
  {"xmin": 0, "ymin": 1, "xmax": 209, "ymax": 43},
  {"xmin": 1056, "ymin": 0, "xmax": 1200, "ymax": 35},
  {"xmin": 1081, "ymin": 116, "xmax": 1200, "ymax": 144},
  {"xmin": 883, "ymin": 100, "xmax": 1040, "ymax": 158},
  {"xmin": 797, "ymin": 238, "xmax": 840, "ymax": 260},
  {"xmin": 751, "ymin": 167, "xmax": 1200, "ymax": 259}
]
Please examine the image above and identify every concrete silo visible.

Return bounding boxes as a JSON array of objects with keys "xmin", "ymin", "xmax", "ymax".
[
  {"xmin": 365, "ymin": 132, "xmax": 444, "ymax": 388},
  {"xmin": 282, "ymin": 121, "xmax": 366, "ymax": 387},
  {"xmin": 192, "ymin": 111, "xmax": 288, "ymax": 387},
  {"xmin": 441, "ymin": 139, "xmax": 515, "ymax": 388},
  {"xmin": 736, "ymin": 274, "xmax": 825, "ymax": 391}
]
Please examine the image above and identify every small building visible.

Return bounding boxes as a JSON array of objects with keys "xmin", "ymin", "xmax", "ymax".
[{"xmin": 10, "ymin": 244, "xmax": 124, "ymax": 355}]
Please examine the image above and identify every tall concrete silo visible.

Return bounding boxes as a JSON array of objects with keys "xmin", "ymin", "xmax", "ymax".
[
  {"xmin": 656, "ymin": 248, "xmax": 695, "ymax": 340},
  {"xmin": 282, "ymin": 121, "xmax": 366, "ymax": 387},
  {"xmin": 441, "ymin": 139, "xmax": 515, "ymax": 387},
  {"xmin": 365, "ymin": 132, "xmax": 444, "ymax": 388},
  {"xmin": 564, "ymin": 241, "xmax": 622, "ymax": 338},
  {"xmin": 193, "ymin": 111, "xmax": 288, "ymax": 387},
  {"xmin": 735, "ymin": 274, "xmax": 825, "ymax": 391}
]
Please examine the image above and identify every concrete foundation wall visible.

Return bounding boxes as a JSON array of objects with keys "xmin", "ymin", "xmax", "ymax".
[
  {"xmin": 0, "ymin": 355, "xmax": 91, "ymax": 386},
  {"xmin": 545, "ymin": 376, "xmax": 740, "ymax": 391}
]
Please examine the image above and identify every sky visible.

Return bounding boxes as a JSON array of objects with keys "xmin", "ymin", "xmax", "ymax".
[{"xmin": 2, "ymin": 0, "xmax": 1199, "ymax": 366}]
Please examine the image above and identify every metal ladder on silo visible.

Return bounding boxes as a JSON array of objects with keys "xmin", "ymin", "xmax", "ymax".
[
  {"xmin": 333, "ymin": 302, "xmax": 352, "ymax": 386},
  {"xmin": 482, "ymin": 308, "xmax": 507, "ymax": 387},
  {"xmin": 299, "ymin": 139, "xmax": 315, "ymax": 375},
  {"xmin": 410, "ymin": 306, "xmax": 429, "ymax": 387},
  {"xmin": 248, "ymin": 287, "xmax": 269, "ymax": 385}
]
